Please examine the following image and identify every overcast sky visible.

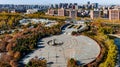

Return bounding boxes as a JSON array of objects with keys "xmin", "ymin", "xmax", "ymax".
[{"xmin": 0, "ymin": 0, "xmax": 119, "ymax": 5}]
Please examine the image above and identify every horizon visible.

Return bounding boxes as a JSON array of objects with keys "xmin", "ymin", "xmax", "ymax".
[{"xmin": 0, "ymin": 0, "xmax": 120, "ymax": 5}]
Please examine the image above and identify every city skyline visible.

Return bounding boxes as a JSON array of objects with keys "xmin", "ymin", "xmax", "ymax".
[{"xmin": 0, "ymin": 0, "xmax": 120, "ymax": 5}]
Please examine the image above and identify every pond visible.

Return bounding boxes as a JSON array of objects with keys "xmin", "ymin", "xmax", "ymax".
[
  {"xmin": 114, "ymin": 38, "xmax": 120, "ymax": 67},
  {"xmin": 114, "ymin": 38, "xmax": 120, "ymax": 51}
]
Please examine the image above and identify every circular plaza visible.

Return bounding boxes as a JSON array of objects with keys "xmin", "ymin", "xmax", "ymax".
[{"xmin": 22, "ymin": 34, "xmax": 100, "ymax": 67}]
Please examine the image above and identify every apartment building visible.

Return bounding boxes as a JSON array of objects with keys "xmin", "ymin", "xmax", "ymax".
[
  {"xmin": 58, "ymin": 8, "xmax": 65, "ymax": 16},
  {"xmin": 69, "ymin": 10, "xmax": 77, "ymax": 18},
  {"xmin": 109, "ymin": 9, "xmax": 120, "ymax": 20},
  {"xmin": 47, "ymin": 9, "xmax": 55, "ymax": 16},
  {"xmin": 90, "ymin": 10, "xmax": 101, "ymax": 19}
]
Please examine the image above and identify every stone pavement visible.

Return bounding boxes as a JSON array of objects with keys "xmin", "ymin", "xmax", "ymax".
[{"xmin": 21, "ymin": 34, "xmax": 100, "ymax": 67}]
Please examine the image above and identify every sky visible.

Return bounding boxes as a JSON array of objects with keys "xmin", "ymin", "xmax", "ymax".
[{"xmin": 0, "ymin": 0, "xmax": 120, "ymax": 5}]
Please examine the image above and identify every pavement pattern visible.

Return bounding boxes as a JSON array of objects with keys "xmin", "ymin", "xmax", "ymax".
[{"xmin": 21, "ymin": 34, "xmax": 100, "ymax": 67}]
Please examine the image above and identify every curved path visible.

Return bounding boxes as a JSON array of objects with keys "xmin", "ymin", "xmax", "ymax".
[{"xmin": 21, "ymin": 34, "xmax": 100, "ymax": 67}]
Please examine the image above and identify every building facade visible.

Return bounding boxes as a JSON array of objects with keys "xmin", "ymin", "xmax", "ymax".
[
  {"xmin": 47, "ymin": 8, "xmax": 78, "ymax": 18},
  {"xmin": 90, "ymin": 10, "xmax": 101, "ymax": 19},
  {"xmin": 109, "ymin": 9, "xmax": 120, "ymax": 20},
  {"xmin": 58, "ymin": 8, "xmax": 65, "ymax": 16},
  {"xmin": 69, "ymin": 10, "xmax": 77, "ymax": 18},
  {"xmin": 48, "ymin": 9, "xmax": 55, "ymax": 16}
]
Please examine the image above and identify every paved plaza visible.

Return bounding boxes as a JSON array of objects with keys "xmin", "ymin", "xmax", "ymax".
[{"xmin": 21, "ymin": 34, "xmax": 100, "ymax": 67}]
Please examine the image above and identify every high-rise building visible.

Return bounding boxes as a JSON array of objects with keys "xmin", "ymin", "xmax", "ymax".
[
  {"xmin": 69, "ymin": 10, "xmax": 77, "ymax": 18},
  {"xmin": 48, "ymin": 9, "xmax": 55, "ymax": 16},
  {"xmin": 74, "ymin": 3, "xmax": 78, "ymax": 5},
  {"xmin": 65, "ymin": 9, "xmax": 70, "ymax": 16},
  {"xmin": 109, "ymin": 9, "xmax": 120, "ymax": 20},
  {"xmin": 87, "ymin": 1, "xmax": 90, "ymax": 5},
  {"xmin": 69, "ymin": 3, "xmax": 73, "ymax": 8},
  {"xmin": 58, "ymin": 8, "xmax": 65, "ymax": 16},
  {"xmin": 72, "ymin": 5, "xmax": 78, "ymax": 10},
  {"xmin": 63, "ymin": 3, "xmax": 68, "ymax": 9},
  {"xmin": 55, "ymin": 4, "xmax": 58, "ymax": 9},
  {"xmin": 90, "ymin": 10, "xmax": 101, "ymax": 19},
  {"xmin": 87, "ymin": 1, "xmax": 91, "ymax": 9},
  {"xmin": 59, "ymin": 3, "xmax": 63, "ymax": 8},
  {"xmin": 103, "ymin": 10, "xmax": 109, "ymax": 18},
  {"xmin": 50, "ymin": 4, "xmax": 54, "ymax": 8},
  {"xmin": 92, "ymin": 3, "xmax": 99, "ymax": 9}
]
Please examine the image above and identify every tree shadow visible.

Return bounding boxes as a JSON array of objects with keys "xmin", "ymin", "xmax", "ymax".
[
  {"xmin": 76, "ymin": 60, "xmax": 85, "ymax": 66},
  {"xmin": 47, "ymin": 62, "xmax": 54, "ymax": 64},
  {"xmin": 37, "ymin": 45, "xmax": 45, "ymax": 48}
]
